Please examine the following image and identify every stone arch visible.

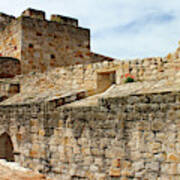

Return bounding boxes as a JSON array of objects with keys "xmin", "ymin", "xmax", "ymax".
[{"xmin": 0, "ymin": 132, "xmax": 14, "ymax": 161}]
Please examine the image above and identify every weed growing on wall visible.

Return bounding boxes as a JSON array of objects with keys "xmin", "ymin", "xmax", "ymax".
[{"xmin": 121, "ymin": 73, "xmax": 135, "ymax": 83}]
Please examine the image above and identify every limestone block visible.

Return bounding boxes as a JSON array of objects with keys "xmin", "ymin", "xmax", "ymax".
[
  {"xmin": 144, "ymin": 172, "xmax": 158, "ymax": 180},
  {"xmin": 83, "ymin": 156, "xmax": 93, "ymax": 166},
  {"xmin": 167, "ymin": 153, "xmax": 180, "ymax": 163},
  {"xmin": 177, "ymin": 164, "xmax": 180, "ymax": 174},
  {"xmin": 146, "ymin": 162, "xmax": 159, "ymax": 171},
  {"xmin": 161, "ymin": 163, "xmax": 177, "ymax": 175},
  {"xmin": 94, "ymin": 173, "xmax": 106, "ymax": 180},
  {"xmin": 151, "ymin": 120, "xmax": 164, "ymax": 131},
  {"xmin": 109, "ymin": 167, "xmax": 121, "ymax": 177},
  {"xmin": 154, "ymin": 153, "xmax": 167, "ymax": 162},
  {"xmin": 135, "ymin": 170, "xmax": 146, "ymax": 178},
  {"xmin": 150, "ymin": 142, "xmax": 162, "ymax": 153},
  {"xmin": 133, "ymin": 161, "xmax": 144, "ymax": 172}
]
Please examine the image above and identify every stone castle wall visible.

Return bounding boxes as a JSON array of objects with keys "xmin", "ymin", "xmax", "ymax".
[
  {"xmin": 0, "ymin": 9, "xmax": 115, "ymax": 74},
  {"xmin": 0, "ymin": 55, "xmax": 176, "ymax": 105},
  {"xmin": 0, "ymin": 8, "xmax": 180, "ymax": 180},
  {"xmin": 2, "ymin": 8, "xmax": 179, "ymax": 80},
  {"xmin": 115, "ymin": 55, "xmax": 180, "ymax": 84},
  {"xmin": 0, "ymin": 17, "xmax": 21, "ymax": 60},
  {"xmin": 0, "ymin": 12, "xmax": 15, "ymax": 30},
  {"xmin": 27, "ymin": 55, "xmax": 178, "ymax": 94},
  {"xmin": 0, "ymin": 91, "xmax": 179, "ymax": 179},
  {"xmin": 20, "ymin": 16, "xmax": 91, "ymax": 73}
]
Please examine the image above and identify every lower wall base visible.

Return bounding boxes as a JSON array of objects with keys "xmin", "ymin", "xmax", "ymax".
[{"xmin": 0, "ymin": 91, "xmax": 180, "ymax": 179}]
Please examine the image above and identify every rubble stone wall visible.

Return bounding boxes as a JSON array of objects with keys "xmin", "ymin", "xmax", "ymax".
[
  {"xmin": 0, "ymin": 91, "xmax": 179, "ymax": 179},
  {"xmin": 0, "ymin": 19, "xmax": 21, "ymax": 59},
  {"xmin": 82, "ymin": 56, "xmax": 180, "ymax": 87},
  {"xmin": 30, "ymin": 56, "xmax": 179, "ymax": 93}
]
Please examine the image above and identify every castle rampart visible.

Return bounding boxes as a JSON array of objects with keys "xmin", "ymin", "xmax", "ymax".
[
  {"xmin": 0, "ymin": 8, "xmax": 114, "ymax": 74},
  {"xmin": 50, "ymin": 14, "xmax": 78, "ymax": 27},
  {"xmin": 22, "ymin": 8, "xmax": 46, "ymax": 20},
  {"xmin": 0, "ymin": 90, "xmax": 179, "ymax": 179},
  {"xmin": 21, "ymin": 16, "xmax": 90, "ymax": 73},
  {"xmin": 0, "ymin": 8, "xmax": 180, "ymax": 180}
]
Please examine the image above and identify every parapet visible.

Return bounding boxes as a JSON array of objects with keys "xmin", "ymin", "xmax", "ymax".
[
  {"xmin": 51, "ymin": 14, "xmax": 78, "ymax": 27},
  {"xmin": 22, "ymin": 8, "xmax": 45, "ymax": 20},
  {"xmin": 21, "ymin": 8, "xmax": 78, "ymax": 27}
]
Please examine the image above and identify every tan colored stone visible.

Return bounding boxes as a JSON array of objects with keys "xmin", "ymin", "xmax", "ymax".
[
  {"xmin": 109, "ymin": 168, "xmax": 121, "ymax": 177},
  {"xmin": 167, "ymin": 153, "xmax": 180, "ymax": 162}
]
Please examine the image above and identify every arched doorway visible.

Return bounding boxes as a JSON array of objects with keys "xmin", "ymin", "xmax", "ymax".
[{"xmin": 0, "ymin": 132, "xmax": 14, "ymax": 161}]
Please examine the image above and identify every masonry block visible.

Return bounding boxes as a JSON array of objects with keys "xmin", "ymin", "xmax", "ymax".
[{"xmin": 22, "ymin": 8, "xmax": 45, "ymax": 20}]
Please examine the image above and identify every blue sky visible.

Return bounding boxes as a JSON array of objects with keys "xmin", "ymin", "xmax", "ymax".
[{"xmin": 1, "ymin": 0, "xmax": 180, "ymax": 59}]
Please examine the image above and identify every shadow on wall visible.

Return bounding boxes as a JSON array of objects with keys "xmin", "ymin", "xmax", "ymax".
[
  {"xmin": 97, "ymin": 70, "xmax": 116, "ymax": 93},
  {"xmin": 0, "ymin": 132, "xmax": 14, "ymax": 162}
]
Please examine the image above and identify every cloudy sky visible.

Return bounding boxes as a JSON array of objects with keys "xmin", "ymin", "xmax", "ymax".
[{"xmin": 1, "ymin": 0, "xmax": 180, "ymax": 59}]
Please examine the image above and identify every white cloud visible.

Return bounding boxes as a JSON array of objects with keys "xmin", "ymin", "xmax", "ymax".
[{"xmin": 1, "ymin": 0, "xmax": 180, "ymax": 59}]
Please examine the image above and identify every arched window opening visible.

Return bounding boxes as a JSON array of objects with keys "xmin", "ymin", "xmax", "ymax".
[{"xmin": 0, "ymin": 133, "xmax": 14, "ymax": 162}]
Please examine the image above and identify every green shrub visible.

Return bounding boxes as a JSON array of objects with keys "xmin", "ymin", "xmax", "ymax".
[{"xmin": 124, "ymin": 76, "xmax": 134, "ymax": 83}]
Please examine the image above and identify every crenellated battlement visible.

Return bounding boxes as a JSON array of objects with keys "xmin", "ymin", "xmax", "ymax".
[
  {"xmin": 51, "ymin": 14, "xmax": 78, "ymax": 27},
  {"xmin": 22, "ymin": 8, "xmax": 46, "ymax": 20},
  {"xmin": 0, "ymin": 8, "xmax": 112, "ymax": 74},
  {"xmin": 0, "ymin": 7, "xmax": 180, "ymax": 180},
  {"xmin": 21, "ymin": 8, "xmax": 78, "ymax": 27}
]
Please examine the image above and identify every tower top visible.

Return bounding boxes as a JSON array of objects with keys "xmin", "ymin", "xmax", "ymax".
[{"xmin": 22, "ymin": 8, "xmax": 46, "ymax": 20}]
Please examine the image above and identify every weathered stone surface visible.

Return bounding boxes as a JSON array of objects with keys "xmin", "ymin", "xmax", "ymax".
[
  {"xmin": 0, "ymin": 7, "xmax": 180, "ymax": 180},
  {"xmin": 0, "ymin": 160, "xmax": 50, "ymax": 180},
  {"xmin": 0, "ymin": 57, "xmax": 21, "ymax": 78}
]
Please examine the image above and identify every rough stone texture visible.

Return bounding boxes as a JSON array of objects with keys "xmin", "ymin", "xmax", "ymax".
[
  {"xmin": 0, "ymin": 80, "xmax": 20, "ymax": 101},
  {"xmin": 0, "ymin": 89, "xmax": 179, "ymax": 179},
  {"xmin": 0, "ymin": 12, "xmax": 15, "ymax": 30},
  {"xmin": 0, "ymin": 57, "xmax": 21, "ymax": 78},
  {"xmin": 0, "ymin": 8, "xmax": 180, "ymax": 180},
  {"xmin": 0, "ymin": 159, "xmax": 51, "ymax": 180},
  {"xmin": 0, "ymin": 8, "xmax": 115, "ymax": 74},
  {"xmin": 1, "ymin": 54, "xmax": 179, "ymax": 105},
  {"xmin": 20, "ymin": 16, "xmax": 91, "ymax": 73},
  {"xmin": 0, "ymin": 17, "xmax": 21, "ymax": 59},
  {"xmin": 22, "ymin": 8, "xmax": 46, "ymax": 20},
  {"xmin": 51, "ymin": 14, "xmax": 78, "ymax": 27}
]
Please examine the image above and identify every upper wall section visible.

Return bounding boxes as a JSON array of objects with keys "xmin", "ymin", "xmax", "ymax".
[
  {"xmin": 0, "ymin": 19, "xmax": 21, "ymax": 60},
  {"xmin": 22, "ymin": 8, "xmax": 79, "ymax": 27},
  {"xmin": 20, "ymin": 8, "xmax": 92, "ymax": 73},
  {"xmin": 51, "ymin": 14, "xmax": 78, "ymax": 27},
  {"xmin": 0, "ymin": 8, "xmax": 95, "ymax": 74},
  {"xmin": 21, "ymin": 15, "xmax": 90, "ymax": 73},
  {"xmin": 0, "ymin": 13, "xmax": 15, "ymax": 30},
  {"xmin": 22, "ymin": 8, "xmax": 45, "ymax": 20}
]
